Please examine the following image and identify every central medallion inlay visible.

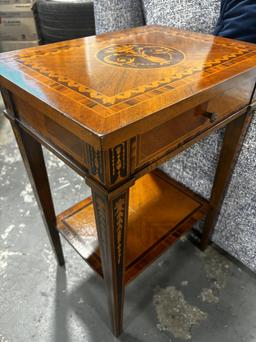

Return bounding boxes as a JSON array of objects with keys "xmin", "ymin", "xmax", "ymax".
[{"xmin": 97, "ymin": 44, "xmax": 184, "ymax": 69}]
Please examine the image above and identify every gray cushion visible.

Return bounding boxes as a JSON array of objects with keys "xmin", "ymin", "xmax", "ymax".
[
  {"xmin": 161, "ymin": 112, "xmax": 256, "ymax": 272},
  {"xmin": 160, "ymin": 130, "xmax": 224, "ymax": 200},
  {"xmin": 142, "ymin": 0, "xmax": 221, "ymax": 33},
  {"xmin": 94, "ymin": 0, "xmax": 144, "ymax": 34},
  {"xmin": 212, "ymin": 112, "xmax": 256, "ymax": 270}
]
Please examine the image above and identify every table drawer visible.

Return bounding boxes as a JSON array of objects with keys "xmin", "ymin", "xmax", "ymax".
[
  {"xmin": 137, "ymin": 80, "xmax": 253, "ymax": 165},
  {"xmin": 138, "ymin": 103, "xmax": 214, "ymax": 163}
]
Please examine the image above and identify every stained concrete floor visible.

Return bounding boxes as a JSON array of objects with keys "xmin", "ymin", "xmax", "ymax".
[{"xmin": 1, "ymin": 105, "xmax": 256, "ymax": 342}]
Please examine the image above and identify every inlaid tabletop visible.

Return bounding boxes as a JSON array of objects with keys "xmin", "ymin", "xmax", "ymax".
[{"xmin": 0, "ymin": 25, "xmax": 255, "ymax": 134}]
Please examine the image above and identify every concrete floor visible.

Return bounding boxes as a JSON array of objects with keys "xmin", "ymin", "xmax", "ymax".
[{"xmin": 1, "ymin": 105, "xmax": 256, "ymax": 342}]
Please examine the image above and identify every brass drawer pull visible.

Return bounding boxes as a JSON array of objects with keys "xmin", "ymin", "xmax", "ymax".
[{"xmin": 204, "ymin": 111, "xmax": 218, "ymax": 123}]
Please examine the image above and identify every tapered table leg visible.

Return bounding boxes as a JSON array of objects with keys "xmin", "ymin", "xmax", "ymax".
[
  {"xmin": 11, "ymin": 122, "xmax": 65, "ymax": 266},
  {"xmin": 88, "ymin": 179, "xmax": 131, "ymax": 337},
  {"xmin": 200, "ymin": 108, "xmax": 253, "ymax": 250}
]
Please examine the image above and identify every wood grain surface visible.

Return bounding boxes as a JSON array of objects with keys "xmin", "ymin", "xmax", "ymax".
[
  {"xmin": 57, "ymin": 170, "xmax": 208, "ymax": 284},
  {"xmin": 1, "ymin": 25, "xmax": 255, "ymax": 336},
  {"xmin": 1, "ymin": 25, "xmax": 255, "ymax": 138}
]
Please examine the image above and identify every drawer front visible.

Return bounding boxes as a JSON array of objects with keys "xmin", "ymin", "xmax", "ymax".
[
  {"xmin": 137, "ymin": 77, "xmax": 255, "ymax": 166},
  {"xmin": 138, "ymin": 103, "xmax": 214, "ymax": 164},
  {"xmin": 206, "ymin": 78, "xmax": 254, "ymax": 119}
]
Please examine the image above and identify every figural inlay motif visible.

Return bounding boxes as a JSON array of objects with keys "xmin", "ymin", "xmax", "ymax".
[{"xmin": 97, "ymin": 44, "xmax": 184, "ymax": 69}]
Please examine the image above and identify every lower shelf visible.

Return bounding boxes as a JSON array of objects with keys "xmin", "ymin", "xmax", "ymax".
[{"xmin": 57, "ymin": 171, "xmax": 209, "ymax": 284}]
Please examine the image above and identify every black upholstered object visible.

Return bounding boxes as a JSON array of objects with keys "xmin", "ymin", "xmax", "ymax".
[{"xmin": 33, "ymin": 0, "xmax": 95, "ymax": 44}]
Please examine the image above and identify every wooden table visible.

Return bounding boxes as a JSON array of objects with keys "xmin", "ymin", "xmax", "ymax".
[{"xmin": 0, "ymin": 26, "xmax": 255, "ymax": 336}]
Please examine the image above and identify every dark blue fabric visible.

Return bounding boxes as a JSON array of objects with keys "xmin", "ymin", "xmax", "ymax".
[{"xmin": 214, "ymin": 0, "xmax": 256, "ymax": 44}]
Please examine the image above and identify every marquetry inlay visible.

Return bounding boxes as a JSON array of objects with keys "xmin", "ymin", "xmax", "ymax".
[
  {"xmin": 96, "ymin": 44, "xmax": 184, "ymax": 69},
  {"xmin": 4, "ymin": 26, "xmax": 254, "ymax": 110},
  {"xmin": 1, "ymin": 21, "xmax": 256, "ymax": 339},
  {"xmin": 1, "ymin": 26, "xmax": 255, "ymax": 135}
]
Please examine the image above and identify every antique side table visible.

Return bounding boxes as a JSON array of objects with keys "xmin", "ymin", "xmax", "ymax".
[{"xmin": 0, "ymin": 26, "xmax": 255, "ymax": 336}]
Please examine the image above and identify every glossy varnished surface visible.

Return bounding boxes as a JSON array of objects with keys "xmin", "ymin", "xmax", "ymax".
[
  {"xmin": 57, "ymin": 171, "xmax": 208, "ymax": 283},
  {"xmin": 0, "ymin": 25, "xmax": 255, "ymax": 135},
  {"xmin": 1, "ymin": 25, "xmax": 255, "ymax": 336}
]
